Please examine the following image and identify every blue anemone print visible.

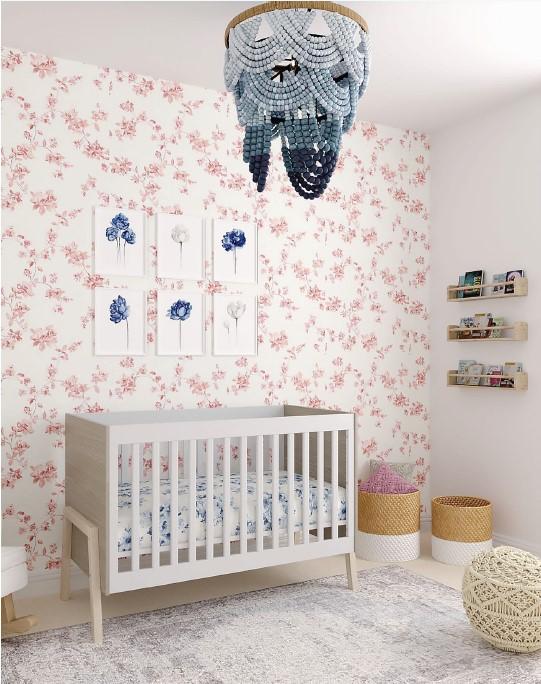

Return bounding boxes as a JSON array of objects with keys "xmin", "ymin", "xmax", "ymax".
[
  {"xmin": 222, "ymin": 229, "xmax": 246, "ymax": 275},
  {"xmin": 110, "ymin": 295, "xmax": 130, "ymax": 348},
  {"xmin": 167, "ymin": 299, "xmax": 192, "ymax": 352},
  {"xmin": 105, "ymin": 212, "xmax": 136, "ymax": 263}
]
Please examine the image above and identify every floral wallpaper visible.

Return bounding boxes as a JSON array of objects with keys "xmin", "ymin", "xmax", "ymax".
[{"xmin": 1, "ymin": 49, "xmax": 430, "ymax": 573}]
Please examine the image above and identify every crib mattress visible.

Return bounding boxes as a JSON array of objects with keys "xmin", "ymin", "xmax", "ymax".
[{"xmin": 117, "ymin": 471, "xmax": 347, "ymax": 554}]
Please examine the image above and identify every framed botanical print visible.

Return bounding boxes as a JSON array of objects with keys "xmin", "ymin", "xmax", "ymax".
[
  {"xmin": 213, "ymin": 293, "xmax": 257, "ymax": 356},
  {"xmin": 156, "ymin": 213, "xmax": 204, "ymax": 281},
  {"xmin": 156, "ymin": 289, "xmax": 204, "ymax": 356},
  {"xmin": 212, "ymin": 219, "xmax": 257, "ymax": 284},
  {"xmin": 94, "ymin": 208, "xmax": 145, "ymax": 277},
  {"xmin": 94, "ymin": 288, "xmax": 145, "ymax": 356}
]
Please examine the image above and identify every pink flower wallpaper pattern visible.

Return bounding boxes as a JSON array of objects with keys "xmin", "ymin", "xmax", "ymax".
[{"xmin": 1, "ymin": 49, "xmax": 430, "ymax": 573}]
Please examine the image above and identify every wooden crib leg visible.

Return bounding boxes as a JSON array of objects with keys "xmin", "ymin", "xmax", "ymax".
[
  {"xmin": 345, "ymin": 552, "xmax": 358, "ymax": 591},
  {"xmin": 60, "ymin": 513, "xmax": 73, "ymax": 601},
  {"xmin": 2, "ymin": 594, "xmax": 38, "ymax": 636},
  {"xmin": 87, "ymin": 526, "xmax": 103, "ymax": 646},
  {"xmin": 60, "ymin": 506, "xmax": 103, "ymax": 645}
]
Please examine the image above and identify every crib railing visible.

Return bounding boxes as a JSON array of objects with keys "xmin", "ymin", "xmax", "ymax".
[{"xmin": 106, "ymin": 412, "xmax": 354, "ymax": 594}]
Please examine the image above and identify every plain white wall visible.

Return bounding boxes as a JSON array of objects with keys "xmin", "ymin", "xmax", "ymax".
[{"xmin": 430, "ymin": 91, "xmax": 541, "ymax": 554}]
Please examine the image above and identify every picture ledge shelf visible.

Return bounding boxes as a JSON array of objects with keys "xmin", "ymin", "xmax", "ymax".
[
  {"xmin": 447, "ymin": 277, "xmax": 528, "ymax": 301},
  {"xmin": 447, "ymin": 371, "xmax": 528, "ymax": 391},
  {"xmin": 447, "ymin": 321, "xmax": 528, "ymax": 342}
]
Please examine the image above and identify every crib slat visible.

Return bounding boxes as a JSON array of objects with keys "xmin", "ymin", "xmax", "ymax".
[
  {"xmin": 169, "ymin": 441, "xmax": 178, "ymax": 566},
  {"xmin": 256, "ymin": 435, "xmax": 264, "ymax": 553},
  {"xmin": 346, "ymin": 427, "xmax": 354, "ymax": 537},
  {"xmin": 332, "ymin": 430, "xmax": 338, "ymax": 539},
  {"xmin": 131, "ymin": 444, "xmax": 140, "ymax": 571},
  {"xmin": 272, "ymin": 433, "xmax": 280, "ymax": 549},
  {"xmin": 151, "ymin": 441, "xmax": 160, "ymax": 569},
  {"xmin": 240, "ymin": 436, "xmax": 248, "ymax": 555},
  {"xmin": 302, "ymin": 432, "xmax": 310, "ymax": 544},
  {"xmin": 317, "ymin": 431, "xmax": 324, "ymax": 542},
  {"xmin": 287, "ymin": 433, "xmax": 295, "ymax": 546},
  {"xmin": 189, "ymin": 439, "xmax": 196, "ymax": 563},
  {"xmin": 223, "ymin": 437, "xmax": 231, "ymax": 559},
  {"xmin": 206, "ymin": 438, "xmax": 214, "ymax": 560}
]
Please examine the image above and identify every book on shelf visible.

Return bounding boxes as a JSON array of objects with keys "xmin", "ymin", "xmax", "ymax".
[
  {"xmin": 458, "ymin": 317, "xmax": 475, "ymax": 339},
  {"xmin": 492, "ymin": 273, "xmax": 506, "ymax": 295},
  {"xmin": 505, "ymin": 269, "xmax": 525, "ymax": 294},
  {"xmin": 481, "ymin": 364, "xmax": 503, "ymax": 387},
  {"xmin": 489, "ymin": 316, "xmax": 505, "ymax": 338},
  {"xmin": 471, "ymin": 313, "xmax": 493, "ymax": 338},
  {"xmin": 457, "ymin": 275, "xmax": 465, "ymax": 299},
  {"xmin": 500, "ymin": 361, "xmax": 523, "ymax": 388},
  {"xmin": 463, "ymin": 270, "xmax": 484, "ymax": 298},
  {"xmin": 457, "ymin": 360, "xmax": 477, "ymax": 385},
  {"xmin": 464, "ymin": 363, "xmax": 484, "ymax": 386}
]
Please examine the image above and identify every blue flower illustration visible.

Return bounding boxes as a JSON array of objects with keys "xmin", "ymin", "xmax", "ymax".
[
  {"xmin": 221, "ymin": 229, "xmax": 246, "ymax": 275},
  {"xmin": 167, "ymin": 299, "xmax": 192, "ymax": 352},
  {"xmin": 110, "ymin": 295, "xmax": 130, "ymax": 348},
  {"xmin": 105, "ymin": 213, "xmax": 136, "ymax": 263},
  {"xmin": 121, "ymin": 228, "xmax": 136, "ymax": 245},
  {"xmin": 111, "ymin": 213, "xmax": 130, "ymax": 230},
  {"xmin": 106, "ymin": 225, "xmax": 119, "ymax": 241}
]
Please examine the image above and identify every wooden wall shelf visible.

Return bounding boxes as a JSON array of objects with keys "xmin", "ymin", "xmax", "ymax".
[
  {"xmin": 447, "ymin": 321, "xmax": 528, "ymax": 342},
  {"xmin": 447, "ymin": 277, "xmax": 528, "ymax": 302},
  {"xmin": 447, "ymin": 370, "xmax": 528, "ymax": 391}
]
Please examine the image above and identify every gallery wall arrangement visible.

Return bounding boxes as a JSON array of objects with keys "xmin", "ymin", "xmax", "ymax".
[
  {"xmin": 92, "ymin": 209, "xmax": 258, "ymax": 357},
  {"xmin": 1, "ymin": 48, "xmax": 430, "ymax": 574}
]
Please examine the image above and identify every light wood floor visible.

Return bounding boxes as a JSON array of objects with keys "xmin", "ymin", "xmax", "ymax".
[{"xmin": 11, "ymin": 533, "xmax": 464, "ymax": 637}]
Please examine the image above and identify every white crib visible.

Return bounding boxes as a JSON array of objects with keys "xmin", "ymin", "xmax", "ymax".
[{"xmin": 61, "ymin": 405, "xmax": 357, "ymax": 643}]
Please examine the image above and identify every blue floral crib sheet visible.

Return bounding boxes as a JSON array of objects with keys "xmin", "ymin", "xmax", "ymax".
[{"xmin": 117, "ymin": 471, "xmax": 347, "ymax": 554}]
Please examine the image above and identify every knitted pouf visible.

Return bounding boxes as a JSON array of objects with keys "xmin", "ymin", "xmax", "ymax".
[{"xmin": 462, "ymin": 546, "xmax": 541, "ymax": 653}]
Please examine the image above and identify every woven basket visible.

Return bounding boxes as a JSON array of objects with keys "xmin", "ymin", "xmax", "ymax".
[
  {"xmin": 432, "ymin": 496, "xmax": 492, "ymax": 565},
  {"xmin": 463, "ymin": 546, "xmax": 541, "ymax": 653},
  {"xmin": 358, "ymin": 491, "xmax": 420, "ymax": 562}
]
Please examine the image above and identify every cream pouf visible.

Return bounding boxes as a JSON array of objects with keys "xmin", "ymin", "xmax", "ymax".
[{"xmin": 462, "ymin": 546, "xmax": 541, "ymax": 653}]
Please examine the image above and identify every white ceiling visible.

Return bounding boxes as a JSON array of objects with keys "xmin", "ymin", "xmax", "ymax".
[{"xmin": 2, "ymin": 0, "xmax": 541, "ymax": 132}]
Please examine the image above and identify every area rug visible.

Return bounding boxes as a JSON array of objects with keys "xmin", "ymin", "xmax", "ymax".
[{"xmin": 2, "ymin": 566, "xmax": 540, "ymax": 683}]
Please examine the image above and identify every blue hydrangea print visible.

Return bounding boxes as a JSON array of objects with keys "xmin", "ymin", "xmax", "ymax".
[
  {"xmin": 221, "ymin": 229, "xmax": 246, "ymax": 275},
  {"xmin": 167, "ymin": 299, "xmax": 192, "ymax": 352},
  {"xmin": 110, "ymin": 294, "xmax": 130, "ymax": 348}
]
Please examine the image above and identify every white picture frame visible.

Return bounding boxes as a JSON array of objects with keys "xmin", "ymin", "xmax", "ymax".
[
  {"xmin": 156, "ymin": 289, "xmax": 205, "ymax": 356},
  {"xmin": 213, "ymin": 293, "xmax": 258, "ymax": 356},
  {"xmin": 157, "ymin": 213, "xmax": 204, "ymax": 281},
  {"xmin": 94, "ymin": 207, "xmax": 145, "ymax": 277},
  {"xmin": 213, "ymin": 219, "xmax": 257, "ymax": 284},
  {"xmin": 94, "ymin": 288, "xmax": 146, "ymax": 356}
]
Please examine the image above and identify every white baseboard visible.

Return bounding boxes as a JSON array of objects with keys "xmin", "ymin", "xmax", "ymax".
[{"xmin": 18, "ymin": 562, "xmax": 88, "ymax": 599}]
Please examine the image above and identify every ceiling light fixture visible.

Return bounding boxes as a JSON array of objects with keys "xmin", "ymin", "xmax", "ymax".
[{"xmin": 224, "ymin": 1, "xmax": 370, "ymax": 200}]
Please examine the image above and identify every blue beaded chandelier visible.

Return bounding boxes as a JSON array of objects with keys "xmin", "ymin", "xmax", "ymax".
[{"xmin": 224, "ymin": 1, "xmax": 370, "ymax": 199}]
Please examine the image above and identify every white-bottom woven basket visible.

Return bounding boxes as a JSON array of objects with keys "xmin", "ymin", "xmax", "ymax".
[
  {"xmin": 432, "ymin": 536, "xmax": 492, "ymax": 566},
  {"xmin": 357, "ymin": 531, "xmax": 420, "ymax": 562}
]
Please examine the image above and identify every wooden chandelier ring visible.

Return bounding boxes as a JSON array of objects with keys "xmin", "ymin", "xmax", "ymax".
[{"xmin": 224, "ymin": 1, "xmax": 369, "ymax": 47}]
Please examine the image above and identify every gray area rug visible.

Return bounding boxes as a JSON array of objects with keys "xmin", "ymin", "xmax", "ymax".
[{"xmin": 2, "ymin": 566, "xmax": 540, "ymax": 683}]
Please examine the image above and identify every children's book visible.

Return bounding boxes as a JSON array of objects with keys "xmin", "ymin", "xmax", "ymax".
[
  {"xmin": 457, "ymin": 359, "xmax": 476, "ymax": 385},
  {"xmin": 463, "ymin": 270, "xmax": 484, "ymax": 298},
  {"xmin": 459, "ymin": 316, "xmax": 475, "ymax": 339},
  {"xmin": 505, "ymin": 270, "xmax": 525, "ymax": 294},
  {"xmin": 481, "ymin": 364, "xmax": 503, "ymax": 387},
  {"xmin": 501, "ymin": 361, "xmax": 523, "ymax": 388},
  {"xmin": 465, "ymin": 363, "xmax": 484, "ymax": 386},
  {"xmin": 492, "ymin": 273, "xmax": 506, "ymax": 295},
  {"xmin": 457, "ymin": 275, "xmax": 465, "ymax": 299},
  {"xmin": 471, "ymin": 313, "xmax": 492, "ymax": 338},
  {"xmin": 489, "ymin": 316, "xmax": 505, "ymax": 338}
]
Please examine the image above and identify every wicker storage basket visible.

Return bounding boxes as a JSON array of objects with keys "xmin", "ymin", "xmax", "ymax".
[
  {"xmin": 463, "ymin": 546, "xmax": 541, "ymax": 653},
  {"xmin": 432, "ymin": 496, "xmax": 492, "ymax": 565},
  {"xmin": 358, "ymin": 491, "xmax": 420, "ymax": 562}
]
